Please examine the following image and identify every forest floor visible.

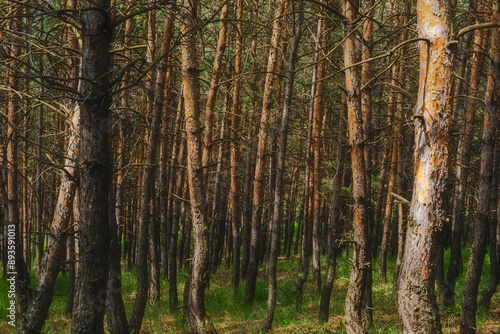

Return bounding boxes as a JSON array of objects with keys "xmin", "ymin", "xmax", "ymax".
[{"xmin": 1, "ymin": 248, "xmax": 499, "ymax": 333}]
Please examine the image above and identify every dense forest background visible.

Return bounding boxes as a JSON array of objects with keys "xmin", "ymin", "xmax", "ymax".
[{"xmin": 0, "ymin": 0, "xmax": 499, "ymax": 333}]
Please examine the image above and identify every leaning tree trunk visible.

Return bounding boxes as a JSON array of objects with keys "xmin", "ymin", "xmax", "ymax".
[
  {"xmin": 19, "ymin": 109, "xmax": 79, "ymax": 334},
  {"xmin": 71, "ymin": 0, "xmax": 112, "ymax": 333},
  {"xmin": 397, "ymin": 0, "xmax": 454, "ymax": 332},
  {"xmin": 460, "ymin": 10, "xmax": 499, "ymax": 333},
  {"xmin": 181, "ymin": 0, "xmax": 217, "ymax": 332}
]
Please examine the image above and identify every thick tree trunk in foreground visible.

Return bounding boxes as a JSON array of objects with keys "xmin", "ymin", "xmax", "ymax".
[
  {"xmin": 460, "ymin": 11, "xmax": 499, "ymax": 333},
  {"xmin": 181, "ymin": 0, "xmax": 217, "ymax": 332},
  {"xmin": 71, "ymin": 0, "xmax": 112, "ymax": 332},
  {"xmin": 397, "ymin": 0, "xmax": 454, "ymax": 332},
  {"xmin": 20, "ymin": 109, "xmax": 79, "ymax": 334},
  {"xmin": 261, "ymin": 1, "xmax": 303, "ymax": 331}
]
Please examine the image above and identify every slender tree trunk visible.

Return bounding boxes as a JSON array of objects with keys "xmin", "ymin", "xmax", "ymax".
[
  {"xmin": 245, "ymin": 0, "xmax": 287, "ymax": 305},
  {"xmin": 261, "ymin": 1, "xmax": 303, "ymax": 330},
  {"xmin": 106, "ymin": 181, "xmax": 129, "ymax": 334},
  {"xmin": 460, "ymin": 10, "xmax": 499, "ymax": 333},
  {"xmin": 446, "ymin": 0, "xmax": 490, "ymax": 307},
  {"xmin": 6, "ymin": 5, "xmax": 31, "ymax": 315},
  {"xmin": 319, "ymin": 92, "xmax": 348, "ymax": 322},
  {"xmin": 71, "ymin": 0, "xmax": 112, "ymax": 332},
  {"xmin": 128, "ymin": 6, "xmax": 175, "ymax": 331},
  {"xmin": 19, "ymin": 109, "xmax": 79, "ymax": 334},
  {"xmin": 202, "ymin": 1, "xmax": 229, "ymax": 179},
  {"xmin": 397, "ymin": 0, "xmax": 454, "ymax": 331},
  {"xmin": 228, "ymin": 0, "xmax": 244, "ymax": 291},
  {"xmin": 479, "ymin": 134, "xmax": 500, "ymax": 309},
  {"xmin": 181, "ymin": 1, "xmax": 217, "ymax": 332},
  {"xmin": 311, "ymin": 4, "xmax": 329, "ymax": 292},
  {"xmin": 360, "ymin": 0, "xmax": 374, "ymax": 323}
]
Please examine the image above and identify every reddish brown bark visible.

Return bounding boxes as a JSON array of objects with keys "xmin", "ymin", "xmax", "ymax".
[
  {"xmin": 228, "ymin": 0, "xmax": 244, "ymax": 290},
  {"xmin": 343, "ymin": 0, "xmax": 370, "ymax": 332},
  {"xmin": 181, "ymin": 0, "xmax": 217, "ymax": 331},
  {"xmin": 311, "ymin": 6, "xmax": 330, "ymax": 292},
  {"xmin": 202, "ymin": 2, "xmax": 229, "ymax": 178}
]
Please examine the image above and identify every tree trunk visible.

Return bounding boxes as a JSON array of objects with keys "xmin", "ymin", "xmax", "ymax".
[
  {"xmin": 71, "ymin": 0, "xmax": 112, "ymax": 332},
  {"xmin": 261, "ymin": 1, "xmax": 303, "ymax": 330},
  {"xmin": 19, "ymin": 109, "xmax": 79, "ymax": 334},
  {"xmin": 128, "ymin": 6, "xmax": 175, "ymax": 331},
  {"xmin": 311, "ymin": 3, "xmax": 329, "ymax": 292},
  {"xmin": 181, "ymin": 0, "xmax": 217, "ymax": 332},
  {"xmin": 106, "ymin": 181, "xmax": 129, "ymax": 334},
  {"xmin": 202, "ymin": 1, "xmax": 229, "ymax": 180},
  {"xmin": 228, "ymin": 0, "xmax": 244, "ymax": 291},
  {"xmin": 460, "ymin": 10, "xmax": 499, "ymax": 333},
  {"xmin": 319, "ymin": 91, "xmax": 348, "ymax": 322},
  {"xmin": 446, "ymin": 0, "xmax": 490, "ymax": 307},
  {"xmin": 244, "ymin": 0, "xmax": 287, "ymax": 305},
  {"xmin": 479, "ymin": 135, "xmax": 500, "ymax": 309},
  {"xmin": 397, "ymin": 0, "xmax": 454, "ymax": 331},
  {"xmin": 343, "ymin": 0, "xmax": 370, "ymax": 332},
  {"xmin": 6, "ymin": 6, "xmax": 31, "ymax": 315}
]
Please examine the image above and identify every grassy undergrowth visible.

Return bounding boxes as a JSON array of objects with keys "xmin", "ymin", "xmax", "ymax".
[{"xmin": 1, "ymin": 247, "xmax": 499, "ymax": 333}]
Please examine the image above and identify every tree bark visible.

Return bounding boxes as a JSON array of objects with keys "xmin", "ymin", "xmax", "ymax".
[
  {"xmin": 245, "ymin": 0, "xmax": 287, "ymax": 305},
  {"xmin": 6, "ymin": 5, "xmax": 31, "ymax": 315},
  {"xmin": 181, "ymin": 0, "xmax": 217, "ymax": 332},
  {"xmin": 460, "ymin": 9, "xmax": 499, "ymax": 333},
  {"xmin": 202, "ymin": 1, "xmax": 229, "ymax": 180},
  {"xmin": 397, "ymin": 0, "xmax": 454, "ymax": 332},
  {"xmin": 261, "ymin": 1, "xmax": 303, "ymax": 330},
  {"xmin": 19, "ymin": 109, "xmax": 79, "ymax": 334},
  {"xmin": 446, "ymin": 0, "xmax": 490, "ymax": 307},
  {"xmin": 319, "ymin": 92, "xmax": 348, "ymax": 322},
  {"xmin": 71, "ymin": 0, "xmax": 112, "ymax": 332},
  {"xmin": 343, "ymin": 0, "xmax": 370, "ymax": 332},
  {"xmin": 228, "ymin": 0, "xmax": 244, "ymax": 291}
]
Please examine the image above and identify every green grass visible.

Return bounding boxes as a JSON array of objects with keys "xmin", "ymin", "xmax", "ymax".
[{"xmin": 1, "ymin": 247, "xmax": 499, "ymax": 333}]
